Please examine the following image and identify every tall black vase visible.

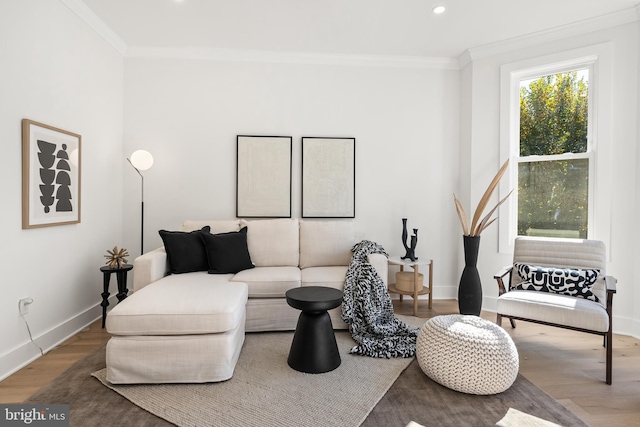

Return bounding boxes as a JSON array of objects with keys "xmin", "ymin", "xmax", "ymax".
[{"xmin": 458, "ymin": 235, "xmax": 482, "ymax": 316}]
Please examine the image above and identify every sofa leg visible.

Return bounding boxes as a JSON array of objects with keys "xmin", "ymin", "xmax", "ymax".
[
  {"xmin": 509, "ymin": 318, "xmax": 516, "ymax": 329},
  {"xmin": 496, "ymin": 313, "xmax": 502, "ymax": 326}
]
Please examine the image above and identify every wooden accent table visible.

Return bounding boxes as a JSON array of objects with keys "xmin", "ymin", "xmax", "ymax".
[{"xmin": 387, "ymin": 257, "xmax": 433, "ymax": 316}]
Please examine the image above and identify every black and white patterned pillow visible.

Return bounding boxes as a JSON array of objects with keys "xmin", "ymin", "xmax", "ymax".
[{"xmin": 513, "ymin": 263, "xmax": 600, "ymax": 302}]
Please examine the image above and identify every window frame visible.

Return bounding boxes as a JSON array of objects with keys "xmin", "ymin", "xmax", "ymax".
[{"xmin": 498, "ymin": 44, "xmax": 613, "ymax": 254}]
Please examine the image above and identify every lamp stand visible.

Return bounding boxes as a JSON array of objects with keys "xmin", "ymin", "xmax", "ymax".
[
  {"xmin": 140, "ymin": 174, "xmax": 145, "ymax": 255},
  {"xmin": 127, "ymin": 158, "xmax": 146, "ymax": 255}
]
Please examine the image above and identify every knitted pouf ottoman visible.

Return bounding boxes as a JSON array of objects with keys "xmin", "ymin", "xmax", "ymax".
[{"xmin": 416, "ymin": 314, "xmax": 519, "ymax": 395}]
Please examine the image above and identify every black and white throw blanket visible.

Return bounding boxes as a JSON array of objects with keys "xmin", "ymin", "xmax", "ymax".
[{"xmin": 341, "ymin": 240, "xmax": 419, "ymax": 358}]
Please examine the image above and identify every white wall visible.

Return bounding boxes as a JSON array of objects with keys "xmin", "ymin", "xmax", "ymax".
[
  {"xmin": 0, "ymin": 0, "xmax": 124, "ymax": 379},
  {"xmin": 461, "ymin": 22, "xmax": 639, "ymax": 336},
  {"xmin": 122, "ymin": 57, "xmax": 461, "ymax": 296},
  {"xmin": 635, "ymin": 16, "xmax": 640, "ymax": 339},
  {"xmin": 1, "ymin": 1, "xmax": 637, "ymax": 383}
]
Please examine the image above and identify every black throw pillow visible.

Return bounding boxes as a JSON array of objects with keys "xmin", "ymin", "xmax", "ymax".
[
  {"xmin": 159, "ymin": 226, "xmax": 211, "ymax": 274},
  {"xmin": 200, "ymin": 227, "xmax": 255, "ymax": 274}
]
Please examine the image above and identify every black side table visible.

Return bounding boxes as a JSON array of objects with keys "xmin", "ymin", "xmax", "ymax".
[
  {"xmin": 100, "ymin": 264, "xmax": 133, "ymax": 328},
  {"xmin": 285, "ymin": 286, "xmax": 343, "ymax": 373}
]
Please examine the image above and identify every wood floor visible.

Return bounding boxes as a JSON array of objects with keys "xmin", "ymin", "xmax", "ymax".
[{"xmin": 1, "ymin": 299, "xmax": 638, "ymax": 426}]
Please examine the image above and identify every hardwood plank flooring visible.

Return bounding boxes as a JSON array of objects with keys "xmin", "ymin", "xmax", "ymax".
[
  {"xmin": 394, "ymin": 299, "xmax": 640, "ymax": 427},
  {"xmin": 0, "ymin": 320, "xmax": 110, "ymax": 403},
  {"xmin": 1, "ymin": 299, "xmax": 638, "ymax": 427}
]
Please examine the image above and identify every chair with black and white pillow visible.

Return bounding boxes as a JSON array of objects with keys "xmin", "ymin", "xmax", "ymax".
[{"xmin": 494, "ymin": 236, "xmax": 617, "ymax": 384}]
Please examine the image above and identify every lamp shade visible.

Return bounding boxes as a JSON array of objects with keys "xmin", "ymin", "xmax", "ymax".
[{"xmin": 130, "ymin": 150, "xmax": 154, "ymax": 171}]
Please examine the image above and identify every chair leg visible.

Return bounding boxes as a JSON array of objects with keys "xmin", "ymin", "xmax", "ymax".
[
  {"xmin": 606, "ymin": 329, "xmax": 613, "ymax": 385},
  {"xmin": 497, "ymin": 314, "xmax": 516, "ymax": 329}
]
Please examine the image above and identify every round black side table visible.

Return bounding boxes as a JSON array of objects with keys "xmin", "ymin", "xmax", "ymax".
[
  {"xmin": 100, "ymin": 264, "xmax": 133, "ymax": 328},
  {"xmin": 285, "ymin": 286, "xmax": 343, "ymax": 374}
]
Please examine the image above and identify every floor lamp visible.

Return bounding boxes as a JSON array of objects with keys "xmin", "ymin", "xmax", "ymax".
[{"xmin": 127, "ymin": 150, "xmax": 153, "ymax": 255}]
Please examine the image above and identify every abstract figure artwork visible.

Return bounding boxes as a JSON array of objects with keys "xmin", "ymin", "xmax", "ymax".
[{"xmin": 22, "ymin": 119, "xmax": 81, "ymax": 228}]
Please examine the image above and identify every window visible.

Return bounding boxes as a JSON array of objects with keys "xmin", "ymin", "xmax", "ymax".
[
  {"xmin": 517, "ymin": 69, "xmax": 593, "ymax": 239},
  {"xmin": 499, "ymin": 45, "xmax": 613, "ymax": 254}
]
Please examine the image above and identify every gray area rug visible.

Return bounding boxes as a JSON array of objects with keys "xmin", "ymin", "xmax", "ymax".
[
  {"xmin": 26, "ymin": 314, "xmax": 588, "ymax": 427},
  {"xmin": 362, "ymin": 359, "xmax": 588, "ymax": 427},
  {"xmin": 92, "ymin": 315, "xmax": 423, "ymax": 427}
]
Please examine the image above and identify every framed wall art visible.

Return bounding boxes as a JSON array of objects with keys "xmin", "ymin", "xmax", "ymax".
[
  {"xmin": 302, "ymin": 137, "xmax": 355, "ymax": 218},
  {"xmin": 236, "ymin": 135, "xmax": 292, "ymax": 218},
  {"xmin": 22, "ymin": 119, "xmax": 82, "ymax": 229}
]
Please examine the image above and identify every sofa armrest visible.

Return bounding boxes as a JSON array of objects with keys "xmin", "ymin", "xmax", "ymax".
[
  {"xmin": 133, "ymin": 247, "xmax": 169, "ymax": 292},
  {"xmin": 368, "ymin": 253, "xmax": 388, "ymax": 287}
]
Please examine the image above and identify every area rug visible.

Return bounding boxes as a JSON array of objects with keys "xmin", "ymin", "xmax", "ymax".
[
  {"xmin": 25, "ymin": 314, "xmax": 588, "ymax": 427},
  {"xmin": 362, "ymin": 358, "xmax": 588, "ymax": 427},
  {"xmin": 27, "ymin": 315, "xmax": 422, "ymax": 426},
  {"xmin": 92, "ymin": 315, "xmax": 424, "ymax": 427}
]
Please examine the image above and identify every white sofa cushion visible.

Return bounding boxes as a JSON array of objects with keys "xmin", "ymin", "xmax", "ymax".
[
  {"xmin": 241, "ymin": 218, "xmax": 299, "ymax": 267},
  {"xmin": 299, "ymin": 220, "xmax": 354, "ymax": 268},
  {"xmin": 106, "ymin": 318, "xmax": 245, "ymax": 384},
  {"xmin": 301, "ymin": 266, "xmax": 348, "ymax": 290},
  {"xmin": 231, "ymin": 266, "xmax": 301, "ymax": 297},
  {"xmin": 182, "ymin": 220, "xmax": 240, "ymax": 233},
  {"xmin": 106, "ymin": 272, "xmax": 248, "ymax": 335},
  {"xmin": 497, "ymin": 289, "xmax": 609, "ymax": 332}
]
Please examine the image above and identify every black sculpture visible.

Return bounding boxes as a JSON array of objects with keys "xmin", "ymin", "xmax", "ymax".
[{"xmin": 401, "ymin": 218, "xmax": 418, "ymax": 262}]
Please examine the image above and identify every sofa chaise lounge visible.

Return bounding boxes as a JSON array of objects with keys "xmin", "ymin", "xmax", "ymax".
[{"xmin": 105, "ymin": 218, "xmax": 388, "ymax": 384}]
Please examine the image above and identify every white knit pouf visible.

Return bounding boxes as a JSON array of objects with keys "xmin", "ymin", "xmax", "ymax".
[{"xmin": 416, "ymin": 314, "xmax": 519, "ymax": 395}]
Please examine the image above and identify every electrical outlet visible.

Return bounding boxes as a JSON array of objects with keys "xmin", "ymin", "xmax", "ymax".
[{"xmin": 19, "ymin": 298, "xmax": 33, "ymax": 315}]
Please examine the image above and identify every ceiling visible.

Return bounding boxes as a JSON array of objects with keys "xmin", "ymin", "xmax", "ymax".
[{"xmin": 81, "ymin": 0, "xmax": 640, "ymax": 58}]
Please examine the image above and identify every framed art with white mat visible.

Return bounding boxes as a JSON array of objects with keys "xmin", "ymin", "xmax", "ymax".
[
  {"xmin": 22, "ymin": 119, "xmax": 81, "ymax": 229},
  {"xmin": 302, "ymin": 137, "xmax": 355, "ymax": 218},
  {"xmin": 236, "ymin": 135, "xmax": 292, "ymax": 218}
]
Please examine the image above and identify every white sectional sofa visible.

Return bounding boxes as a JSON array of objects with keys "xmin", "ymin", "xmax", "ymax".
[{"xmin": 105, "ymin": 218, "xmax": 388, "ymax": 384}]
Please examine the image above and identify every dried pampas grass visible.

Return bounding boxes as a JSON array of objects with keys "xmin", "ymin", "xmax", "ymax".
[{"xmin": 454, "ymin": 159, "xmax": 513, "ymax": 236}]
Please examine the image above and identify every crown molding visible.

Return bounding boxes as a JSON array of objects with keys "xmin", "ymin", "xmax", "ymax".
[
  {"xmin": 63, "ymin": 1, "xmax": 639, "ymax": 71},
  {"xmin": 457, "ymin": 50, "xmax": 473, "ymax": 70},
  {"xmin": 59, "ymin": 0, "xmax": 127, "ymax": 55},
  {"xmin": 125, "ymin": 46, "xmax": 459, "ymax": 70},
  {"xmin": 60, "ymin": 0, "xmax": 456, "ymax": 70},
  {"xmin": 458, "ymin": 6, "xmax": 640, "ymax": 68}
]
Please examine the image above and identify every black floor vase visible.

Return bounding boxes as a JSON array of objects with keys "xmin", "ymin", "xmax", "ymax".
[{"xmin": 458, "ymin": 235, "xmax": 482, "ymax": 316}]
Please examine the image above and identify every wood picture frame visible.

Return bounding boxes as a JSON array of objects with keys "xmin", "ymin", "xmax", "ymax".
[
  {"xmin": 236, "ymin": 135, "xmax": 292, "ymax": 218},
  {"xmin": 22, "ymin": 119, "xmax": 82, "ymax": 229},
  {"xmin": 302, "ymin": 137, "xmax": 355, "ymax": 218}
]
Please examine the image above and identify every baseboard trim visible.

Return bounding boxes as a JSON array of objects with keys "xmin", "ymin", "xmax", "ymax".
[{"xmin": 0, "ymin": 296, "xmax": 115, "ymax": 381}]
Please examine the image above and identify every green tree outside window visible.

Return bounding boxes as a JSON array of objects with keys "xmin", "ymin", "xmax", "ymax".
[{"xmin": 518, "ymin": 70, "xmax": 589, "ymax": 238}]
